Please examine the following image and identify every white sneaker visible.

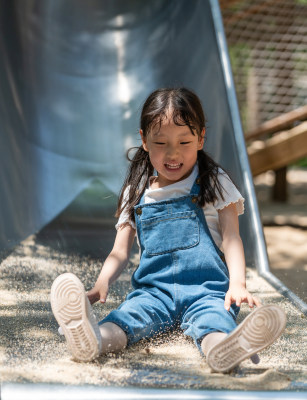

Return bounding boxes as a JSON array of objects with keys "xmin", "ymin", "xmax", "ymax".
[
  {"xmin": 50, "ymin": 273, "xmax": 102, "ymax": 362},
  {"xmin": 207, "ymin": 304, "xmax": 286, "ymax": 373}
]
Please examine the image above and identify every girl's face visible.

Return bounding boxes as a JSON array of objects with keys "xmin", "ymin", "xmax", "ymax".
[{"xmin": 140, "ymin": 117, "xmax": 204, "ymax": 188}]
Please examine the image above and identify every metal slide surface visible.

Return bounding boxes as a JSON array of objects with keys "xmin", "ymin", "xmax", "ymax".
[
  {"xmin": 0, "ymin": 0, "xmax": 264, "ymax": 268},
  {"xmin": 2, "ymin": 0, "xmax": 306, "ymax": 314}
]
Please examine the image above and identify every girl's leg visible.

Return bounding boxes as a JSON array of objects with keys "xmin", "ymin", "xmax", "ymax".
[
  {"xmin": 202, "ymin": 305, "xmax": 286, "ymax": 373},
  {"xmin": 51, "ymin": 273, "xmax": 127, "ymax": 362},
  {"xmin": 201, "ymin": 331, "xmax": 227, "ymax": 356},
  {"xmin": 201, "ymin": 332, "xmax": 260, "ymax": 369},
  {"xmin": 99, "ymin": 322, "xmax": 127, "ymax": 354}
]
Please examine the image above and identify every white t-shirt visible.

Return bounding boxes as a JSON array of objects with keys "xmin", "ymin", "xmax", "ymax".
[{"xmin": 116, "ymin": 165, "xmax": 244, "ymax": 251}]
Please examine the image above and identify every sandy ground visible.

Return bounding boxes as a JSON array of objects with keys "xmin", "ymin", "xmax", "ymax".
[
  {"xmin": 0, "ymin": 167, "xmax": 306, "ymax": 390},
  {"xmin": 254, "ymin": 168, "xmax": 307, "ymax": 303},
  {"xmin": 0, "ymin": 234, "xmax": 306, "ymax": 390}
]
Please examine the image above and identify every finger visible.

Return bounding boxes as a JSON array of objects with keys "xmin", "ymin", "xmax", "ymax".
[
  {"xmin": 87, "ymin": 292, "xmax": 99, "ymax": 305},
  {"xmin": 236, "ymin": 296, "xmax": 242, "ymax": 307},
  {"xmin": 224, "ymin": 292, "xmax": 232, "ymax": 311},
  {"xmin": 99, "ymin": 288, "xmax": 108, "ymax": 303},
  {"xmin": 253, "ymin": 296, "xmax": 262, "ymax": 307},
  {"xmin": 247, "ymin": 294, "xmax": 255, "ymax": 308}
]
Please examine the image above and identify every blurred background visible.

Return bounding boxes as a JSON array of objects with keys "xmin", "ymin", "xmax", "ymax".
[{"xmin": 221, "ymin": 0, "xmax": 307, "ymax": 302}]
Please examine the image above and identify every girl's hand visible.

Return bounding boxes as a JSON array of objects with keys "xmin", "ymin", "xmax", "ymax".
[
  {"xmin": 224, "ymin": 283, "xmax": 261, "ymax": 311},
  {"xmin": 87, "ymin": 283, "xmax": 109, "ymax": 305},
  {"xmin": 86, "ymin": 224, "xmax": 136, "ymax": 305}
]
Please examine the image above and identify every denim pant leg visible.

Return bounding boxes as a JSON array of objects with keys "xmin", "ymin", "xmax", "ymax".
[
  {"xmin": 100, "ymin": 288, "xmax": 175, "ymax": 346},
  {"xmin": 180, "ymin": 295, "xmax": 239, "ymax": 354}
]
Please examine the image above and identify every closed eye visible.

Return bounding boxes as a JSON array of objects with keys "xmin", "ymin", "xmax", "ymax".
[
  {"xmin": 180, "ymin": 141, "xmax": 191, "ymax": 145},
  {"xmin": 154, "ymin": 142, "xmax": 165, "ymax": 145}
]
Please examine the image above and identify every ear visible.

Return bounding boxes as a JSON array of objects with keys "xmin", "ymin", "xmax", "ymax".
[
  {"xmin": 140, "ymin": 129, "xmax": 148, "ymax": 152},
  {"xmin": 198, "ymin": 128, "xmax": 205, "ymax": 150}
]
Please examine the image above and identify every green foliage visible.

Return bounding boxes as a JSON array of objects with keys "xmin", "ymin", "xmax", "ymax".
[{"xmin": 293, "ymin": 157, "xmax": 307, "ymax": 167}]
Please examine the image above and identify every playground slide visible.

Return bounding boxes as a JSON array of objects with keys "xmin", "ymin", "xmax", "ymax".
[
  {"xmin": 0, "ymin": 0, "xmax": 305, "ymax": 320},
  {"xmin": 1, "ymin": 1, "xmax": 307, "ymax": 397}
]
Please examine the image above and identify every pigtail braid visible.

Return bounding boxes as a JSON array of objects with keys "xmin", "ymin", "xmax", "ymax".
[
  {"xmin": 197, "ymin": 150, "xmax": 225, "ymax": 207},
  {"xmin": 115, "ymin": 147, "xmax": 153, "ymax": 223}
]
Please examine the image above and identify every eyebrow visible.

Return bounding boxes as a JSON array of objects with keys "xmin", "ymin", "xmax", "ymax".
[{"xmin": 152, "ymin": 130, "xmax": 193, "ymax": 137}]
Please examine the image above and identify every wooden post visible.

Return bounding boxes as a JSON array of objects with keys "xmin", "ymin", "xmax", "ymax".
[{"xmin": 273, "ymin": 167, "xmax": 288, "ymax": 202}]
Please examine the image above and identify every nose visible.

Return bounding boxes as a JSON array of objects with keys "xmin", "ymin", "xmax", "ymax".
[{"xmin": 166, "ymin": 144, "xmax": 179, "ymax": 158}]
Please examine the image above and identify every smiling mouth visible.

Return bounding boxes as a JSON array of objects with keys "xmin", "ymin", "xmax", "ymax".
[{"xmin": 165, "ymin": 163, "xmax": 183, "ymax": 170}]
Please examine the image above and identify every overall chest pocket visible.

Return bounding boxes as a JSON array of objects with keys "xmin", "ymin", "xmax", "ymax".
[{"xmin": 141, "ymin": 211, "xmax": 199, "ymax": 255}]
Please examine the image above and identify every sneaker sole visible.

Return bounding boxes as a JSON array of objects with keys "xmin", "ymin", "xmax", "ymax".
[
  {"xmin": 50, "ymin": 273, "xmax": 100, "ymax": 362},
  {"xmin": 207, "ymin": 304, "xmax": 286, "ymax": 373}
]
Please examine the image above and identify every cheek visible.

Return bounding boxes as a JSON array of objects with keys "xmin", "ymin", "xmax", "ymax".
[{"xmin": 148, "ymin": 148, "xmax": 162, "ymax": 165}]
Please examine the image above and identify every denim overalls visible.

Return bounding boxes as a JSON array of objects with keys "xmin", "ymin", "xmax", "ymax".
[{"xmin": 101, "ymin": 178, "xmax": 239, "ymax": 351}]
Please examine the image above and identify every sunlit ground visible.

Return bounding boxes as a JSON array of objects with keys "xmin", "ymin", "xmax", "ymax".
[
  {"xmin": 254, "ymin": 167, "xmax": 307, "ymax": 303},
  {"xmin": 0, "ymin": 167, "xmax": 306, "ymax": 389}
]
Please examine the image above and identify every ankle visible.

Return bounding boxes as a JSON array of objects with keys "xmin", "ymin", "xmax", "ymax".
[
  {"xmin": 99, "ymin": 322, "xmax": 128, "ymax": 354},
  {"xmin": 201, "ymin": 332, "xmax": 227, "ymax": 356}
]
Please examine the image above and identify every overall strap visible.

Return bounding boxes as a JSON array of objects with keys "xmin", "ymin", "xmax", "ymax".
[
  {"xmin": 136, "ymin": 175, "xmax": 201, "ymax": 208},
  {"xmin": 138, "ymin": 182, "xmax": 148, "ymax": 205},
  {"xmin": 190, "ymin": 176, "xmax": 201, "ymax": 196},
  {"xmin": 138, "ymin": 190, "xmax": 146, "ymax": 205}
]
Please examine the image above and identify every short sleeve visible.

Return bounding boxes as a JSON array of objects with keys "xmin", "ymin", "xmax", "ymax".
[
  {"xmin": 115, "ymin": 186, "xmax": 136, "ymax": 230},
  {"xmin": 214, "ymin": 170, "xmax": 245, "ymax": 215}
]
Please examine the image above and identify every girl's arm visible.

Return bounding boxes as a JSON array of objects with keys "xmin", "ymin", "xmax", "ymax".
[
  {"xmin": 218, "ymin": 203, "xmax": 261, "ymax": 311},
  {"xmin": 87, "ymin": 224, "xmax": 136, "ymax": 304}
]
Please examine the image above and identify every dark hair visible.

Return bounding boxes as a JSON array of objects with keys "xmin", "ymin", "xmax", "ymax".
[{"xmin": 115, "ymin": 87, "xmax": 225, "ymax": 223}]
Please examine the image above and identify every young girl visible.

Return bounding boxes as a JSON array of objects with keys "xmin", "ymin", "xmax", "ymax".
[{"xmin": 51, "ymin": 88, "xmax": 286, "ymax": 373}]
